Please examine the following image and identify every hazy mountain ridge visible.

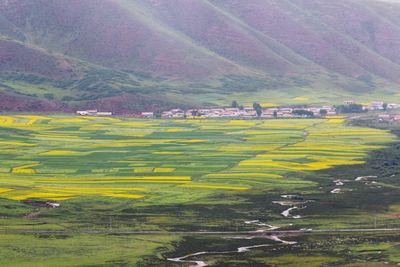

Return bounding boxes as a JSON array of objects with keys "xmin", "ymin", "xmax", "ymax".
[{"xmin": 1, "ymin": 0, "xmax": 400, "ymax": 112}]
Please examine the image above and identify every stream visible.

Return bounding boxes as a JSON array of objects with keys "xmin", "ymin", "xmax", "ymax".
[
  {"xmin": 167, "ymin": 195, "xmax": 305, "ymax": 266},
  {"xmin": 168, "ymin": 174, "xmax": 387, "ymax": 266},
  {"xmin": 167, "ymin": 233, "xmax": 297, "ymax": 267},
  {"xmin": 273, "ymin": 194, "xmax": 312, "ymax": 219}
]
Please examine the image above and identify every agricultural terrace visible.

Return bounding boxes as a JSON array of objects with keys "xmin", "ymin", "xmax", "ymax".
[{"xmin": 0, "ymin": 115, "xmax": 395, "ymax": 205}]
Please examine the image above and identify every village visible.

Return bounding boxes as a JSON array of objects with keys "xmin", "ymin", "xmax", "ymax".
[
  {"xmin": 141, "ymin": 106, "xmax": 335, "ymax": 118},
  {"xmin": 77, "ymin": 100, "xmax": 400, "ymax": 120}
]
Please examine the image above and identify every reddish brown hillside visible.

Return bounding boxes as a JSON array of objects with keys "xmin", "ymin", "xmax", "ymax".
[
  {"xmin": 217, "ymin": 0, "xmax": 400, "ymax": 82},
  {"xmin": 137, "ymin": 0, "xmax": 312, "ymax": 73},
  {"xmin": 0, "ymin": 91, "xmax": 63, "ymax": 112},
  {"xmin": 0, "ymin": 39, "xmax": 77, "ymax": 79},
  {"xmin": 2, "ymin": 0, "xmax": 400, "ymax": 81},
  {"xmin": 1, "ymin": 0, "xmax": 400, "ymax": 111},
  {"xmin": 0, "ymin": 0, "xmax": 242, "ymax": 79}
]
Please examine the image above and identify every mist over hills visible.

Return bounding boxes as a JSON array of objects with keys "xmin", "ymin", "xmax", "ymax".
[{"xmin": 1, "ymin": 0, "xmax": 400, "ymax": 112}]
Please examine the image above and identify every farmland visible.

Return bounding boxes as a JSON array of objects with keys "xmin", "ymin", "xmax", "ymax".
[
  {"xmin": 0, "ymin": 115, "xmax": 393, "ymax": 205},
  {"xmin": 0, "ymin": 114, "xmax": 398, "ymax": 266}
]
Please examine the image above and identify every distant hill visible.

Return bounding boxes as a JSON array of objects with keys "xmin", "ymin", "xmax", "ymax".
[{"xmin": 1, "ymin": 0, "xmax": 400, "ymax": 112}]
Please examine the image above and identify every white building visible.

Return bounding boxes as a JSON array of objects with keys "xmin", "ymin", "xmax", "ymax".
[
  {"xmin": 141, "ymin": 112, "xmax": 154, "ymax": 117},
  {"xmin": 76, "ymin": 110, "xmax": 112, "ymax": 116},
  {"xmin": 368, "ymin": 101, "xmax": 384, "ymax": 110}
]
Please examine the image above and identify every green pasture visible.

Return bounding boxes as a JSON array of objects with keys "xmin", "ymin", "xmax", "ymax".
[{"xmin": 0, "ymin": 233, "xmax": 177, "ymax": 267}]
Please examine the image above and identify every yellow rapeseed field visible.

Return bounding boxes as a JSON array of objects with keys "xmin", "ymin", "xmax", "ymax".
[
  {"xmin": 153, "ymin": 168, "xmax": 176, "ymax": 173},
  {"xmin": 12, "ymin": 163, "xmax": 40, "ymax": 174},
  {"xmin": 40, "ymin": 150, "xmax": 84, "ymax": 156},
  {"xmin": 0, "ymin": 188, "xmax": 12, "ymax": 194},
  {"xmin": 10, "ymin": 192, "xmax": 74, "ymax": 201},
  {"xmin": 292, "ymin": 96, "xmax": 309, "ymax": 101},
  {"xmin": 0, "ymin": 115, "xmax": 395, "ymax": 203}
]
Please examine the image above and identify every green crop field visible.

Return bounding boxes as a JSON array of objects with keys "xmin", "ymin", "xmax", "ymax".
[{"xmin": 0, "ymin": 114, "xmax": 398, "ymax": 266}]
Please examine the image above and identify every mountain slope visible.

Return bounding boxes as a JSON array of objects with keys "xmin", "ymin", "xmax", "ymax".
[
  {"xmin": 0, "ymin": 38, "xmax": 77, "ymax": 79},
  {"xmin": 216, "ymin": 0, "xmax": 400, "ymax": 82},
  {"xmin": 1, "ymin": 0, "xmax": 400, "ymax": 112},
  {"xmin": 0, "ymin": 0, "xmax": 251, "ymax": 79}
]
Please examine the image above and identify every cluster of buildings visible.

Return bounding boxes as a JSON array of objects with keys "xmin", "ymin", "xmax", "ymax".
[
  {"xmin": 76, "ymin": 101, "xmax": 400, "ymax": 119},
  {"xmin": 140, "ymin": 105, "xmax": 337, "ymax": 119},
  {"xmin": 344, "ymin": 100, "xmax": 400, "ymax": 111}
]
